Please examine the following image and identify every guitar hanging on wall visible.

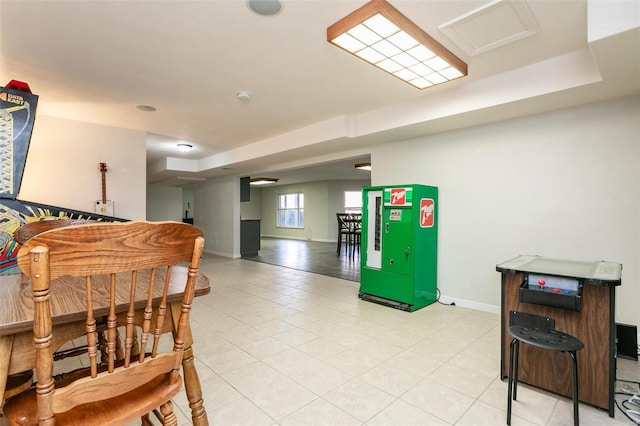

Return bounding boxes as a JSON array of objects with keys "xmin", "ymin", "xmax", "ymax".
[{"xmin": 95, "ymin": 162, "xmax": 114, "ymax": 216}]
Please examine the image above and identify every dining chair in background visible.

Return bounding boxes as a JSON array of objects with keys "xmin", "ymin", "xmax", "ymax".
[
  {"xmin": 3, "ymin": 221, "xmax": 204, "ymax": 425},
  {"xmin": 346, "ymin": 213, "xmax": 362, "ymax": 260},
  {"xmin": 336, "ymin": 213, "xmax": 351, "ymax": 255},
  {"xmin": 336, "ymin": 213, "xmax": 362, "ymax": 259}
]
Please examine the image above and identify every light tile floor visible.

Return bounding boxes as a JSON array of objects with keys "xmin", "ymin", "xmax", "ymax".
[
  {"xmin": 173, "ymin": 253, "xmax": 639, "ymax": 425},
  {"xmin": 3, "ymin": 253, "xmax": 638, "ymax": 426}
]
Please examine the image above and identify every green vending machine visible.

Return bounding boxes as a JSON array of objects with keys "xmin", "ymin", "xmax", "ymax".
[{"xmin": 359, "ymin": 184, "xmax": 438, "ymax": 312}]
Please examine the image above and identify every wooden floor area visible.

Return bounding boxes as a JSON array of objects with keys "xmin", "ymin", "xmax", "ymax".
[{"xmin": 242, "ymin": 237, "xmax": 360, "ymax": 282}]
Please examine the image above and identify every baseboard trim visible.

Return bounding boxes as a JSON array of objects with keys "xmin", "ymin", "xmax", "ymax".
[
  {"xmin": 203, "ymin": 249, "xmax": 238, "ymax": 258},
  {"xmin": 260, "ymin": 234, "xmax": 335, "ymax": 243},
  {"xmin": 438, "ymin": 295, "xmax": 500, "ymax": 315}
]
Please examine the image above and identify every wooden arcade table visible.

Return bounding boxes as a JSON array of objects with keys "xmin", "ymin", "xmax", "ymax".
[{"xmin": 497, "ymin": 255, "xmax": 622, "ymax": 417}]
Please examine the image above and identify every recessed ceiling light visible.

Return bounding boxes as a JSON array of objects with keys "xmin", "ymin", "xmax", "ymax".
[
  {"xmin": 136, "ymin": 105, "xmax": 157, "ymax": 112},
  {"xmin": 237, "ymin": 91, "xmax": 252, "ymax": 100},
  {"xmin": 250, "ymin": 177, "xmax": 279, "ymax": 185},
  {"xmin": 178, "ymin": 143, "xmax": 193, "ymax": 152},
  {"xmin": 247, "ymin": 0, "xmax": 282, "ymax": 16}
]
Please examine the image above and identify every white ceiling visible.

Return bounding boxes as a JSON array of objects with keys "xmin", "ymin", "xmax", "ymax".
[{"xmin": 1, "ymin": 0, "xmax": 638, "ymax": 186}]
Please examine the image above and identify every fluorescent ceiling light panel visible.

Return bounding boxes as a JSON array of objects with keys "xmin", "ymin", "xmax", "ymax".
[{"xmin": 328, "ymin": 0, "xmax": 467, "ymax": 89}]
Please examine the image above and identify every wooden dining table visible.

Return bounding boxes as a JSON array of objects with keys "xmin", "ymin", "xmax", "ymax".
[{"xmin": 0, "ymin": 266, "xmax": 210, "ymax": 425}]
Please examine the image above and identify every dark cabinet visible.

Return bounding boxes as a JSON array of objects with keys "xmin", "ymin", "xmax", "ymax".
[
  {"xmin": 241, "ymin": 220, "xmax": 260, "ymax": 256},
  {"xmin": 240, "ymin": 177, "xmax": 251, "ymax": 202}
]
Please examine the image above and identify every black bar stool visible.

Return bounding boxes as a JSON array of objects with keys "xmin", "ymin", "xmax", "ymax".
[{"xmin": 507, "ymin": 311, "xmax": 584, "ymax": 426}]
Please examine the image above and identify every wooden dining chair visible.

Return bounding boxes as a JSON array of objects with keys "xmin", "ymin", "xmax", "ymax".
[
  {"xmin": 2, "ymin": 370, "xmax": 33, "ymax": 402},
  {"xmin": 336, "ymin": 213, "xmax": 351, "ymax": 255},
  {"xmin": 3, "ymin": 221, "xmax": 204, "ymax": 426},
  {"xmin": 13, "ymin": 219, "xmax": 97, "ymax": 245},
  {"xmin": 348, "ymin": 214, "xmax": 362, "ymax": 260},
  {"xmin": 13, "ymin": 218, "xmax": 118, "ymax": 386}
]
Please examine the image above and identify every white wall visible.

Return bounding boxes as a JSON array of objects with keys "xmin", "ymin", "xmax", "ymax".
[
  {"xmin": 189, "ymin": 178, "xmax": 369, "ymax": 254},
  {"xmin": 20, "ymin": 115, "xmax": 146, "ymax": 219},
  {"xmin": 588, "ymin": 0, "xmax": 640, "ymax": 42},
  {"xmin": 240, "ymin": 186, "xmax": 262, "ymax": 219},
  {"xmin": 146, "ymin": 185, "xmax": 183, "ymax": 221},
  {"xmin": 259, "ymin": 180, "xmax": 370, "ymax": 242},
  {"xmin": 260, "ymin": 181, "xmax": 327, "ymax": 241},
  {"xmin": 193, "ymin": 177, "xmax": 240, "ymax": 257},
  {"xmin": 371, "ymin": 96, "xmax": 639, "ymax": 325}
]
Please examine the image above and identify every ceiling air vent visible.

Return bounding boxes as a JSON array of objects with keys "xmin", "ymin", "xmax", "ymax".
[{"xmin": 439, "ymin": 0, "xmax": 540, "ymax": 56}]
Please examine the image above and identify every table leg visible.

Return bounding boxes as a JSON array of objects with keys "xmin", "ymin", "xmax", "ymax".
[
  {"xmin": 170, "ymin": 303, "xmax": 208, "ymax": 426},
  {"xmin": 0, "ymin": 335, "xmax": 14, "ymax": 408}
]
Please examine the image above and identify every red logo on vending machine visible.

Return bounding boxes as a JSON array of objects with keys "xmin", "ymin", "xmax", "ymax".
[
  {"xmin": 390, "ymin": 188, "xmax": 406, "ymax": 205},
  {"xmin": 420, "ymin": 198, "xmax": 435, "ymax": 228}
]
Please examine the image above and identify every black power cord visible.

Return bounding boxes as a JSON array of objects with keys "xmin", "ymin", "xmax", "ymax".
[
  {"xmin": 615, "ymin": 377, "xmax": 640, "ymax": 424},
  {"xmin": 615, "ymin": 392, "xmax": 640, "ymax": 425},
  {"xmin": 435, "ymin": 288, "xmax": 455, "ymax": 306}
]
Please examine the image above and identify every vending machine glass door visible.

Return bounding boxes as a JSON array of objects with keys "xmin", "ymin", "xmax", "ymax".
[{"xmin": 365, "ymin": 190, "xmax": 382, "ymax": 269}]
